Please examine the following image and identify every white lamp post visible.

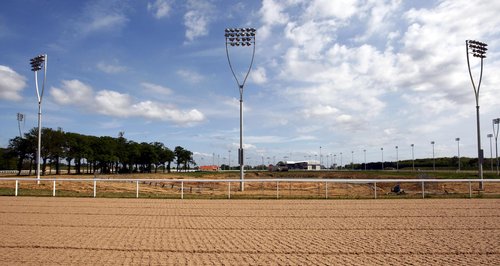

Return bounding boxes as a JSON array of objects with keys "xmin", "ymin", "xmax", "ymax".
[
  {"xmin": 381, "ymin": 147, "xmax": 384, "ymax": 170},
  {"xmin": 224, "ymin": 28, "xmax": 256, "ymax": 191},
  {"xmin": 30, "ymin": 54, "xmax": 47, "ymax": 184},
  {"xmin": 363, "ymin": 149, "xmax": 366, "ymax": 171},
  {"xmin": 494, "ymin": 118, "xmax": 500, "ymax": 175},
  {"xmin": 431, "ymin": 141, "xmax": 435, "ymax": 171},
  {"xmin": 466, "ymin": 39, "xmax": 487, "ymax": 188},
  {"xmin": 411, "ymin": 144, "xmax": 415, "ymax": 171},
  {"xmin": 488, "ymin": 134, "xmax": 493, "ymax": 171},
  {"xmin": 395, "ymin": 146, "xmax": 399, "ymax": 171}
]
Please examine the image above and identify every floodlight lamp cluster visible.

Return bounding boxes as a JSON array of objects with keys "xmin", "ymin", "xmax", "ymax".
[
  {"xmin": 30, "ymin": 54, "xmax": 46, "ymax": 72},
  {"xmin": 494, "ymin": 118, "xmax": 500, "ymax": 125},
  {"xmin": 225, "ymin": 28, "xmax": 256, "ymax": 46},
  {"xmin": 467, "ymin": 40, "xmax": 488, "ymax": 58}
]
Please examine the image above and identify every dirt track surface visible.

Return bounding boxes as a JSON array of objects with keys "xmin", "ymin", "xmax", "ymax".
[{"xmin": 0, "ymin": 197, "xmax": 499, "ymax": 265}]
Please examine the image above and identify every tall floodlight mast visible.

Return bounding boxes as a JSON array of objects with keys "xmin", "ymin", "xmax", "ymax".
[
  {"xmin": 488, "ymin": 134, "xmax": 494, "ymax": 171},
  {"xmin": 466, "ymin": 39, "xmax": 487, "ymax": 189},
  {"xmin": 225, "ymin": 28, "xmax": 256, "ymax": 191},
  {"xmin": 30, "ymin": 54, "xmax": 47, "ymax": 184},
  {"xmin": 17, "ymin": 113, "xmax": 25, "ymax": 138},
  {"xmin": 493, "ymin": 118, "xmax": 500, "ymax": 175}
]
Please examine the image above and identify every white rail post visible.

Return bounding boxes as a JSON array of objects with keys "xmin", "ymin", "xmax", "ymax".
[
  {"xmin": 53, "ymin": 180, "xmax": 56, "ymax": 197},
  {"xmin": 469, "ymin": 181, "xmax": 472, "ymax": 198},
  {"xmin": 276, "ymin": 181, "xmax": 279, "ymax": 199},
  {"xmin": 93, "ymin": 180, "xmax": 96, "ymax": 198},
  {"xmin": 181, "ymin": 181, "xmax": 184, "ymax": 199},
  {"xmin": 15, "ymin": 180, "xmax": 18, "ymax": 196},
  {"xmin": 136, "ymin": 180, "xmax": 139, "ymax": 198},
  {"xmin": 325, "ymin": 181, "xmax": 328, "ymax": 199},
  {"xmin": 374, "ymin": 182, "xmax": 377, "ymax": 199},
  {"xmin": 421, "ymin": 181, "xmax": 425, "ymax": 199},
  {"xmin": 228, "ymin": 182, "xmax": 231, "ymax": 199}
]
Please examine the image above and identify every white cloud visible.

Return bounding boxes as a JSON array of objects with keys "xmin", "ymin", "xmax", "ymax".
[
  {"xmin": 302, "ymin": 105, "xmax": 339, "ymax": 118},
  {"xmin": 96, "ymin": 61, "xmax": 127, "ymax": 74},
  {"xmin": 82, "ymin": 13, "xmax": 128, "ymax": 35},
  {"xmin": 255, "ymin": 0, "xmax": 500, "ymax": 144},
  {"xmin": 184, "ymin": 0, "xmax": 214, "ymax": 42},
  {"xmin": 50, "ymin": 79, "xmax": 94, "ymax": 106},
  {"xmin": 0, "ymin": 65, "xmax": 26, "ymax": 101},
  {"xmin": 50, "ymin": 80, "xmax": 205, "ymax": 125},
  {"xmin": 304, "ymin": 0, "xmax": 359, "ymax": 20},
  {"xmin": 148, "ymin": 0, "xmax": 172, "ymax": 19},
  {"xmin": 95, "ymin": 90, "xmax": 132, "ymax": 117},
  {"xmin": 75, "ymin": 1, "xmax": 129, "ymax": 36},
  {"xmin": 354, "ymin": 0, "xmax": 402, "ymax": 42},
  {"xmin": 260, "ymin": 0, "xmax": 289, "ymax": 25},
  {"xmin": 250, "ymin": 67, "xmax": 267, "ymax": 84},
  {"xmin": 141, "ymin": 82, "xmax": 173, "ymax": 95},
  {"xmin": 176, "ymin": 69, "xmax": 205, "ymax": 83},
  {"xmin": 258, "ymin": 0, "xmax": 290, "ymax": 39}
]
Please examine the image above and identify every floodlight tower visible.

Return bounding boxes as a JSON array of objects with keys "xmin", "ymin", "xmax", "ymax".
[
  {"xmin": 431, "ymin": 141, "xmax": 435, "ymax": 171},
  {"xmin": 340, "ymin": 152, "xmax": 343, "ymax": 170},
  {"xmin": 488, "ymin": 134, "xmax": 494, "ymax": 171},
  {"xmin": 30, "ymin": 54, "xmax": 47, "ymax": 184},
  {"xmin": 466, "ymin": 39, "xmax": 487, "ymax": 188},
  {"xmin": 395, "ymin": 146, "xmax": 399, "ymax": 171},
  {"xmin": 493, "ymin": 118, "xmax": 499, "ymax": 175},
  {"xmin": 456, "ymin": 138, "xmax": 461, "ymax": 171},
  {"xmin": 225, "ymin": 28, "xmax": 256, "ymax": 191},
  {"xmin": 380, "ymin": 147, "xmax": 384, "ymax": 170},
  {"xmin": 411, "ymin": 144, "xmax": 415, "ymax": 171},
  {"xmin": 363, "ymin": 149, "xmax": 366, "ymax": 171},
  {"xmin": 17, "ymin": 113, "xmax": 25, "ymax": 138}
]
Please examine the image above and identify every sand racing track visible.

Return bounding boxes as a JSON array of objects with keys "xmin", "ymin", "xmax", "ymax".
[{"xmin": 0, "ymin": 197, "xmax": 498, "ymax": 265}]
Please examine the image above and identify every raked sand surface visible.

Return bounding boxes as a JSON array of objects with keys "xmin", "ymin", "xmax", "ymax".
[{"xmin": 0, "ymin": 197, "xmax": 498, "ymax": 265}]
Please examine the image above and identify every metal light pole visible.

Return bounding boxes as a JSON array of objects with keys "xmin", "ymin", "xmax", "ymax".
[
  {"xmin": 228, "ymin": 150, "xmax": 231, "ymax": 170},
  {"xmin": 17, "ymin": 113, "xmax": 25, "ymax": 138},
  {"xmin": 319, "ymin": 146, "xmax": 322, "ymax": 168},
  {"xmin": 334, "ymin": 154, "xmax": 337, "ymax": 170},
  {"xmin": 466, "ymin": 39, "xmax": 487, "ymax": 188},
  {"xmin": 494, "ymin": 118, "xmax": 500, "ymax": 175},
  {"xmin": 30, "ymin": 54, "xmax": 47, "ymax": 184},
  {"xmin": 488, "ymin": 134, "xmax": 493, "ymax": 171},
  {"xmin": 225, "ymin": 28, "xmax": 256, "ymax": 191},
  {"xmin": 363, "ymin": 149, "xmax": 366, "ymax": 171},
  {"xmin": 340, "ymin": 152, "xmax": 343, "ymax": 170},
  {"xmin": 431, "ymin": 141, "xmax": 435, "ymax": 171},
  {"xmin": 395, "ymin": 146, "xmax": 399, "ymax": 171},
  {"xmin": 411, "ymin": 144, "xmax": 415, "ymax": 171},
  {"xmin": 351, "ymin": 151, "xmax": 354, "ymax": 170},
  {"xmin": 456, "ymin": 138, "xmax": 461, "ymax": 171},
  {"xmin": 381, "ymin": 147, "xmax": 384, "ymax": 170}
]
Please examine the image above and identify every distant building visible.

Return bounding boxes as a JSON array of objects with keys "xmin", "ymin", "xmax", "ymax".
[
  {"xmin": 285, "ymin": 160, "xmax": 321, "ymax": 171},
  {"xmin": 199, "ymin": 165, "xmax": 220, "ymax": 171}
]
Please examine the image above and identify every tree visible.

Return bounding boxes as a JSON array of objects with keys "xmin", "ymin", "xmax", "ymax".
[
  {"xmin": 174, "ymin": 146, "xmax": 194, "ymax": 171},
  {"xmin": 7, "ymin": 137, "xmax": 30, "ymax": 175},
  {"xmin": 162, "ymin": 147, "xmax": 175, "ymax": 173},
  {"xmin": 5, "ymin": 127, "xmax": 193, "ymax": 176}
]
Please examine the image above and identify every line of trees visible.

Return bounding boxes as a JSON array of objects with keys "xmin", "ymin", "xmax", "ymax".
[
  {"xmin": 339, "ymin": 157, "xmax": 487, "ymax": 171},
  {"xmin": 4, "ymin": 127, "xmax": 195, "ymax": 176}
]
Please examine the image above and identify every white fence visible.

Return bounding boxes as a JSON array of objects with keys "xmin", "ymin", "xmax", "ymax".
[{"xmin": 1, "ymin": 177, "xmax": 499, "ymax": 199}]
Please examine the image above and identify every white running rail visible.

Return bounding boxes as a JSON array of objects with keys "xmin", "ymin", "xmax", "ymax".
[{"xmin": 1, "ymin": 177, "xmax": 498, "ymax": 199}]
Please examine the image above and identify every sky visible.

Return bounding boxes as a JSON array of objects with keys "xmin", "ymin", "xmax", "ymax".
[{"xmin": 1, "ymin": 0, "xmax": 500, "ymax": 167}]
